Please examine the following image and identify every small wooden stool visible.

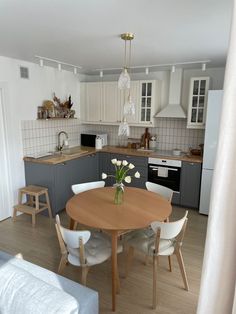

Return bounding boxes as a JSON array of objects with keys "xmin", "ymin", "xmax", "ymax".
[{"xmin": 13, "ymin": 185, "xmax": 52, "ymax": 227}]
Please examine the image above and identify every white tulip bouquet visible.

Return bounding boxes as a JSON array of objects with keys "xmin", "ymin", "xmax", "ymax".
[{"xmin": 102, "ymin": 158, "xmax": 140, "ymax": 204}]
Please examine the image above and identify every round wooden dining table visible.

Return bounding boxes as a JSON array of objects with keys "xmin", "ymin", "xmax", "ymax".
[{"xmin": 66, "ymin": 186, "xmax": 172, "ymax": 311}]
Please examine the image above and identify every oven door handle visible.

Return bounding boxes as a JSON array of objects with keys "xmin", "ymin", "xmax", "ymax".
[{"xmin": 149, "ymin": 166, "xmax": 179, "ymax": 172}]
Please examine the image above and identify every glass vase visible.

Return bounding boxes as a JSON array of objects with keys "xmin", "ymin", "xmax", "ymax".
[{"xmin": 114, "ymin": 185, "xmax": 124, "ymax": 205}]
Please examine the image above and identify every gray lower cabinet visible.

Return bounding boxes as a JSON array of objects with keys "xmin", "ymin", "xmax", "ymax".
[
  {"xmin": 99, "ymin": 152, "xmax": 113, "ymax": 186},
  {"xmin": 109, "ymin": 153, "xmax": 148, "ymax": 188},
  {"xmin": 24, "ymin": 154, "xmax": 99, "ymax": 216},
  {"xmin": 180, "ymin": 161, "xmax": 202, "ymax": 208}
]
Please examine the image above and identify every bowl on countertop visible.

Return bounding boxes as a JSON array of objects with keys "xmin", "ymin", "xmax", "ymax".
[
  {"xmin": 172, "ymin": 149, "xmax": 182, "ymax": 156},
  {"xmin": 190, "ymin": 148, "xmax": 202, "ymax": 156}
]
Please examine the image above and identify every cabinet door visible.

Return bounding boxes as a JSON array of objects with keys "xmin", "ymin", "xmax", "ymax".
[
  {"xmin": 86, "ymin": 82, "xmax": 102, "ymax": 122},
  {"xmin": 99, "ymin": 152, "xmax": 112, "ymax": 186},
  {"xmin": 187, "ymin": 77, "xmax": 210, "ymax": 129},
  {"xmin": 79, "ymin": 82, "xmax": 86, "ymax": 121},
  {"xmin": 180, "ymin": 162, "xmax": 202, "ymax": 208},
  {"xmin": 102, "ymin": 82, "xmax": 122, "ymax": 123},
  {"xmin": 110, "ymin": 153, "xmax": 148, "ymax": 189},
  {"xmin": 74, "ymin": 154, "xmax": 99, "ymax": 183},
  {"xmin": 54, "ymin": 162, "xmax": 73, "ymax": 213},
  {"xmin": 139, "ymin": 81, "xmax": 156, "ymax": 126},
  {"xmin": 24, "ymin": 162, "xmax": 56, "ymax": 216}
]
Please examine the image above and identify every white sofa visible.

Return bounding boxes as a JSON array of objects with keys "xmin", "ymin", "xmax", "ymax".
[{"xmin": 0, "ymin": 251, "xmax": 98, "ymax": 314}]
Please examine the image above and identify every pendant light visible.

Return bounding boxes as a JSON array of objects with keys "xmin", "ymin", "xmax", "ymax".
[
  {"xmin": 118, "ymin": 33, "xmax": 134, "ymax": 90},
  {"xmin": 118, "ymin": 117, "xmax": 130, "ymax": 137},
  {"xmin": 124, "ymin": 94, "xmax": 135, "ymax": 116}
]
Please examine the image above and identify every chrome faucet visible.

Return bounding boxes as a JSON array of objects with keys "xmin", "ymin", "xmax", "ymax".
[{"xmin": 57, "ymin": 131, "xmax": 69, "ymax": 151}]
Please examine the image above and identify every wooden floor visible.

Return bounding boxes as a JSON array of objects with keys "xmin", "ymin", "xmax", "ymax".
[{"xmin": 0, "ymin": 207, "xmax": 207, "ymax": 314}]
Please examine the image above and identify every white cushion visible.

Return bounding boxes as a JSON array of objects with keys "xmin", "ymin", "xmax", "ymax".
[
  {"xmin": 126, "ymin": 229, "xmax": 174, "ymax": 256},
  {"xmin": 68, "ymin": 231, "xmax": 123, "ymax": 266},
  {"xmin": 0, "ymin": 263, "xmax": 79, "ymax": 314}
]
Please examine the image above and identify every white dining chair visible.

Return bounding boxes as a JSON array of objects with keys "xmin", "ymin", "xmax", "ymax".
[
  {"xmin": 71, "ymin": 181, "xmax": 105, "ymax": 230},
  {"xmin": 125, "ymin": 211, "xmax": 189, "ymax": 309},
  {"xmin": 71, "ymin": 180, "xmax": 105, "ymax": 195},
  {"xmin": 145, "ymin": 181, "xmax": 173, "ymax": 204},
  {"xmin": 55, "ymin": 214, "xmax": 121, "ymax": 286},
  {"xmin": 145, "ymin": 181, "xmax": 174, "ymax": 269}
]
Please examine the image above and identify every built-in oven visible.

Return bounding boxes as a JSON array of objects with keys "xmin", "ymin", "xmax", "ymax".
[{"xmin": 148, "ymin": 157, "xmax": 182, "ymax": 204}]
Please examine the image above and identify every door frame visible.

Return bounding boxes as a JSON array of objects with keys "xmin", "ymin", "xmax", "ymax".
[{"xmin": 0, "ymin": 83, "xmax": 13, "ymax": 220}]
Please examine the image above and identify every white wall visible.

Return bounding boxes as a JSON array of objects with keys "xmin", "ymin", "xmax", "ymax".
[{"xmin": 0, "ymin": 56, "xmax": 80, "ymax": 211}]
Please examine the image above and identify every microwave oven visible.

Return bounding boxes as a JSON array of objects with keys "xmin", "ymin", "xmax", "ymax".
[{"xmin": 81, "ymin": 132, "xmax": 108, "ymax": 147}]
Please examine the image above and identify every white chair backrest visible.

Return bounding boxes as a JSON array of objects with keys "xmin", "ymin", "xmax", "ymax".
[
  {"xmin": 56, "ymin": 215, "xmax": 90, "ymax": 249},
  {"xmin": 151, "ymin": 211, "xmax": 188, "ymax": 240},
  {"xmin": 146, "ymin": 181, "xmax": 173, "ymax": 202},
  {"xmin": 71, "ymin": 181, "xmax": 105, "ymax": 195}
]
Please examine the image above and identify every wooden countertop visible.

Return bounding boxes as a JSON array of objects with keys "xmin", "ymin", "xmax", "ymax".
[{"xmin": 23, "ymin": 145, "xmax": 203, "ymax": 165}]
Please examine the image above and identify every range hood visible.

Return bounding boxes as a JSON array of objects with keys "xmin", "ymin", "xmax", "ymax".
[{"xmin": 155, "ymin": 68, "xmax": 186, "ymax": 118}]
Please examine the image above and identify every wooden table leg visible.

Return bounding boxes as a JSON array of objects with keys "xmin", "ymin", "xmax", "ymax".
[{"xmin": 111, "ymin": 230, "xmax": 118, "ymax": 311}]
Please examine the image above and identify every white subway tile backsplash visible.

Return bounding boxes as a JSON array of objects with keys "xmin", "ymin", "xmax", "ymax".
[{"xmin": 21, "ymin": 118, "xmax": 205, "ymax": 156}]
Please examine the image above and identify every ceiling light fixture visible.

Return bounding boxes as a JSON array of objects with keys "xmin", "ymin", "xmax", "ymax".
[
  {"xmin": 118, "ymin": 32, "xmax": 134, "ymax": 90},
  {"xmin": 100, "ymin": 70, "xmax": 103, "ymax": 78},
  {"xmin": 96, "ymin": 60, "xmax": 211, "ymax": 75},
  {"xmin": 145, "ymin": 67, "xmax": 149, "ymax": 75},
  {"xmin": 35, "ymin": 55, "xmax": 82, "ymax": 74},
  {"xmin": 202, "ymin": 63, "xmax": 206, "ymax": 71}
]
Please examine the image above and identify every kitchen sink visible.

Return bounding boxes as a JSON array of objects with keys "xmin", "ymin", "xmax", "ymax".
[
  {"xmin": 61, "ymin": 148, "xmax": 88, "ymax": 156},
  {"xmin": 50, "ymin": 147, "xmax": 88, "ymax": 157}
]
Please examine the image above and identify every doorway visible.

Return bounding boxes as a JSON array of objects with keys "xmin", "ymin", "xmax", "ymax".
[{"xmin": 0, "ymin": 86, "xmax": 12, "ymax": 220}]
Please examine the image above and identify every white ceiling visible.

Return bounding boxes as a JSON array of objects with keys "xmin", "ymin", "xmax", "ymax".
[{"xmin": 0, "ymin": 0, "xmax": 233, "ymax": 74}]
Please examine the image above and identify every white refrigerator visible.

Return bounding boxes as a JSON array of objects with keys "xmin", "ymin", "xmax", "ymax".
[{"xmin": 199, "ymin": 90, "xmax": 223, "ymax": 215}]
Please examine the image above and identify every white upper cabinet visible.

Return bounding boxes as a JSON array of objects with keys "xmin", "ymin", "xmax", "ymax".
[
  {"xmin": 102, "ymin": 82, "xmax": 122, "ymax": 123},
  {"xmin": 85, "ymin": 82, "xmax": 102, "ymax": 122},
  {"xmin": 139, "ymin": 80, "xmax": 157, "ymax": 126},
  {"xmin": 187, "ymin": 77, "xmax": 210, "ymax": 129},
  {"xmin": 80, "ymin": 80, "xmax": 160, "ymax": 126}
]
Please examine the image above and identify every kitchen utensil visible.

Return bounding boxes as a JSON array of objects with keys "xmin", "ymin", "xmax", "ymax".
[
  {"xmin": 149, "ymin": 140, "xmax": 157, "ymax": 149},
  {"xmin": 95, "ymin": 136, "xmax": 103, "ymax": 150}
]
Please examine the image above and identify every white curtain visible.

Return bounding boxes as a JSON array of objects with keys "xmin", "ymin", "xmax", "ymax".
[{"xmin": 197, "ymin": 2, "xmax": 236, "ymax": 314}]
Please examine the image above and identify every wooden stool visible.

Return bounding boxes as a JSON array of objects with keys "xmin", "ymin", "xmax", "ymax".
[{"xmin": 13, "ymin": 185, "xmax": 52, "ymax": 227}]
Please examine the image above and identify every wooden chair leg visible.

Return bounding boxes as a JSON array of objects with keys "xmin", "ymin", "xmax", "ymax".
[
  {"xmin": 168, "ymin": 256, "xmax": 172, "ymax": 272},
  {"xmin": 175, "ymin": 249, "xmax": 189, "ymax": 291},
  {"xmin": 152, "ymin": 255, "xmax": 158, "ymax": 309},
  {"xmin": 32, "ymin": 213, "xmax": 36, "ymax": 227},
  {"xmin": 29, "ymin": 195, "xmax": 34, "ymax": 206},
  {"xmin": 13, "ymin": 207, "xmax": 17, "ymax": 221},
  {"xmin": 45, "ymin": 191, "xmax": 53, "ymax": 219},
  {"xmin": 81, "ymin": 266, "xmax": 89, "ymax": 286},
  {"xmin": 125, "ymin": 246, "xmax": 134, "ymax": 278},
  {"xmin": 18, "ymin": 190, "xmax": 22, "ymax": 205},
  {"xmin": 73, "ymin": 222, "xmax": 78, "ymax": 230},
  {"xmin": 58, "ymin": 255, "xmax": 68, "ymax": 274}
]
